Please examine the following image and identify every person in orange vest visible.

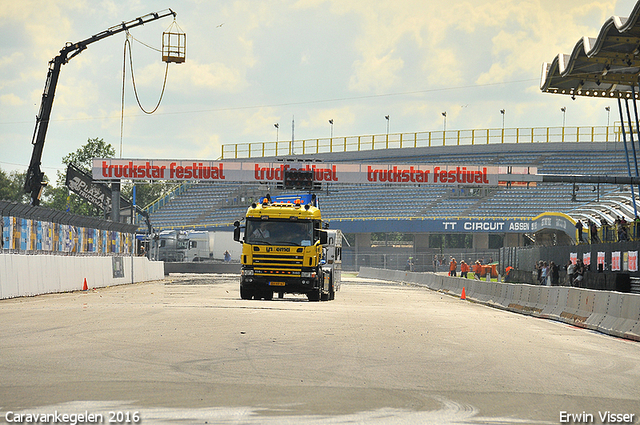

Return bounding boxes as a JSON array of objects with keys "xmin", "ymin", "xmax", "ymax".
[
  {"xmin": 505, "ymin": 266, "xmax": 514, "ymax": 282},
  {"xmin": 473, "ymin": 260, "xmax": 483, "ymax": 280},
  {"xmin": 449, "ymin": 257, "xmax": 457, "ymax": 276},
  {"xmin": 460, "ymin": 260, "xmax": 470, "ymax": 278}
]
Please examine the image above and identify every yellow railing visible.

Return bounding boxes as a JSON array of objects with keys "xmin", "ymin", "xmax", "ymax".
[{"xmin": 221, "ymin": 125, "xmax": 621, "ymax": 159}]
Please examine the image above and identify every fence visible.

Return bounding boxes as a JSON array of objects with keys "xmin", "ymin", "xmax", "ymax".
[
  {"xmin": 1, "ymin": 200, "xmax": 139, "ymax": 255},
  {"xmin": 342, "ymin": 248, "xmax": 500, "ymax": 272},
  {"xmin": 222, "ymin": 125, "xmax": 620, "ymax": 159}
]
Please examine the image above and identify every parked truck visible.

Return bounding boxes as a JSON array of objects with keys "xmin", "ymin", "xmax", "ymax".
[
  {"xmin": 151, "ymin": 230, "xmax": 212, "ymax": 262},
  {"xmin": 233, "ymin": 194, "xmax": 341, "ymax": 301}
]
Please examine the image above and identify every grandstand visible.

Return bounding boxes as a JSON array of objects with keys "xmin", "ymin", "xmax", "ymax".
[{"xmin": 147, "ymin": 139, "xmax": 637, "ymax": 240}]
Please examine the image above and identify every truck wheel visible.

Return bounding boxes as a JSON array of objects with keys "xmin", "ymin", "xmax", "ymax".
[
  {"xmin": 240, "ymin": 286, "xmax": 253, "ymax": 300},
  {"xmin": 263, "ymin": 289, "xmax": 273, "ymax": 301},
  {"xmin": 329, "ymin": 283, "xmax": 335, "ymax": 301},
  {"xmin": 307, "ymin": 288, "xmax": 321, "ymax": 302},
  {"xmin": 321, "ymin": 290, "xmax": 329, "ymax": 301}
]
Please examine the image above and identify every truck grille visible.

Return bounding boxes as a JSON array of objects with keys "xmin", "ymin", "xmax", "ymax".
[{"xmin": 253, "ymin": 251, "xmax": 304, "ymax": 277}]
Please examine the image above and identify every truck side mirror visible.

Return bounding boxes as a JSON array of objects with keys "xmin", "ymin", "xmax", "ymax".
[
  {"xmin": 319, "ymin": 230, "xmax": 328, "ymax": 245},
  {"xmin": 233, "ymin": 221, "xmax": 241, "ymax": 242}
]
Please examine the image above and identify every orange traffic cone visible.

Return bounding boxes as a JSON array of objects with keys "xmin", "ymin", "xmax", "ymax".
[
  {"xmin": 82, "ymin": 278, "xmax": 88, "ymax": 291},
  {"xmin": 460, "ymin": 287, "xmax": 466, "ymax": 300}
]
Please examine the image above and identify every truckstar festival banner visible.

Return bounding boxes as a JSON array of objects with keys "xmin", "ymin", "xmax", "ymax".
[{"xmin": 93, "ymin": 159, "xmax": 538, "ymax": 186}]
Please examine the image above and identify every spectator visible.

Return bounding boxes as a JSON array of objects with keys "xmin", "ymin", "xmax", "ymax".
[
  {"xmin": 460, "ymin": 260, "xmax": 470, "ymax": 278},
  {"xmin": 504, "ymin": 266, "xmax": 514, "ymax": 283},
  {"xmin": 536, "ymin": 260, "xmax": 543, "ymax": 283},
  {"xmin": 224, "ymin": 250, "xmax": 231, "ymax": 263},
  {"xmin": 575, "ymin": 220, "xmax": 584, "ymax": 244},
  {"xmin": 573, "ymin": 259, "xmax": 585, "ymax": 286},
  {"xmin": 618, "ymin": 223, "xmax": 629, "ymax": 242},
  {"xmin": 406, "ymin": 257, "xmax": 414, "ymax": 272},
  {"xmin": 550, "ymin": 261, "xmax": 559, "ymax": 286},
  {"xmin": 588, "ymin": 220, "xmax": 599, "ymax": 244},
  {"xmin": 566, "ymin": 260, "xmax": 576, "ymax": 286},
  {"xmin": 449, "ymin": 257, "xmax": 457, "ymax": 277},
  {"xmin": 540, "ymin": 261, "xmax": 549, "ymax": 285},
  {"xmin": 474, "ymin": 260, "xmax": 483, "ymax": 280}
]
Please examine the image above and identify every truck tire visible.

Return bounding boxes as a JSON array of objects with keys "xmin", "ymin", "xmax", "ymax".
[
  {"xmin": 321, "ymin": 289, "xmax": 329, "ymax": 301},
  {"xmin": 262, "ymin": 289, "xmax": 274, "ymax": 301},
  {"xmin": 240, "ymin": 286, "xmax": 253, "ymax": 300},
  {"xmin": 307, "ymin": 287, "xmax": 321, "ymax": 302}
]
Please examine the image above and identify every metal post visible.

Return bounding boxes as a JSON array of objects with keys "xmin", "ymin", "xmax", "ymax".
[
  {"xmin": 131, "ymin": 184, "xmax": 135, "ymax": 284},
  {"xmin": 111, "ymin": 181, "xmax": 120, "ymax": 223},
  {"xmin": 630, "ymin": 86, "xmax": 640, "ymax": 204},
  {"xmin": 624, "ymin": 97, "xmax": 640, "ymax": 180},
  {"xmin": 617, "ymin": 97, "xmax": 638, "ymax": 216}
]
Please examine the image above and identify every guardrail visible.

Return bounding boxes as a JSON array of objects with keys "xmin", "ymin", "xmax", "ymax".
[{"xmin": 222, "ymin": 125, "xmax": 621, "ymax": 159}]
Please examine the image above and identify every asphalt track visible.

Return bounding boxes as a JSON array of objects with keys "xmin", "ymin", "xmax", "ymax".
[{"xmin": 1, "ymin": 273, "xmax": 639, "ymax": 425}]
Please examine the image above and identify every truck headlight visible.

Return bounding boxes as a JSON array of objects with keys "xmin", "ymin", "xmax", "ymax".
[
  {"xmin": 301, "ymin": 271, "xmax": 316, "ymax": 278},
  {"xmin": 242, "ymin": 269, "xmax": 254, "ymax": 276}
]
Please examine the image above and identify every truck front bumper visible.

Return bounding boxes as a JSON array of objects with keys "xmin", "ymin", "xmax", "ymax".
[{"xmin": 240, "ymin": 270, "xmax": 320, "ymax": 294}]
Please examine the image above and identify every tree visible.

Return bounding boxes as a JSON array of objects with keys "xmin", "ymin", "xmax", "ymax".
[
  {"xmin": 0, "ymin": 168, "xmax": 29, "ymax": 203},
  {"xmin": 40, "ymin": 137, "xmax": 178, "ymax": 220},
  {"xmin": 62, "ymin": 137, "xmax": 115, "ymax": 172},
  {"xmin": 41, "ymin": 138, "xmax": 116, "ymax": 216}
]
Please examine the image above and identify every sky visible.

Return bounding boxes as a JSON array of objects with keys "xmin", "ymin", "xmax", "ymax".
[{"xmin": 1, "ymin": 0, "xmax": 638, "ymax": 180}]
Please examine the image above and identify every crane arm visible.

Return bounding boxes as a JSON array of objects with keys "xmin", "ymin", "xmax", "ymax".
[{"xmin": 24, "ymin": 9, "xmax": 176, "ymax": 206}]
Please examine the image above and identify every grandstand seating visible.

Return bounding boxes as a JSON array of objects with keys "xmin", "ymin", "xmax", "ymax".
[{"xmin": 147, "ymin": 142, "xmax": 634, "ymax": 231}]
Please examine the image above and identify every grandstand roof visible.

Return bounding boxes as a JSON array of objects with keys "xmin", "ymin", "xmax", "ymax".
[{"xmin": 541, "ymin": 1, "xmax": 640, "ymax": 99}]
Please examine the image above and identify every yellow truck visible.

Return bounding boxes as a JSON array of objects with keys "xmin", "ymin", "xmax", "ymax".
[{"xmin": 233, "ymin": 194, "xmax": 341, "ymax": 301}]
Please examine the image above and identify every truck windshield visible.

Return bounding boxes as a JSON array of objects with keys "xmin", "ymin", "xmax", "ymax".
[{"xmin": 246, "ymin": 220, "xmax": 314, "ymax": 246}]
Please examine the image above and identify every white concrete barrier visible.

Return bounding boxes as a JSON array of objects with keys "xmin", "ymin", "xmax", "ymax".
[
  {"xmin": 539, "ymin": 286, "xmax": 561, "ymax": 319},
  {"xmin": 609, "ymin": 293, "xmax": 640, "ymax": 340},
  {"xmin": 0, "ymin": 254, "xmax": 165, "ymax": 299},
  {"xmin": 584, "ymin": 291, "xmax": 610, "ymax": 331},
  {"xmin": 357, "ymin": 267, "xmax": 640, "ymax": 342},
  {"xmin": 597, "ymin": 291, "xmax": 623, "ymax": 335}
]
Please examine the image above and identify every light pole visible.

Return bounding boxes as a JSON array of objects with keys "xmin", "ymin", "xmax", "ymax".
[
  {"xmin": 385, "ymin": 115, "xmax": 389, "ymax": 135},
  {"xmin": 442, "ymin": 111, "xmax": 447, "ymax": 132},
  {"xmin": 329, "ymin": 119, "xmax": 334, "ymax": 139},
  {"xmin": 274, "ymin": 123, "xmax": 279, "ymax": 142},
  {"xmin": 605, "ymin": 106, "xmax": 611, "ymax": 126},
  {"xmin": 500, "ymin": 109, "xmax": 505, "ymax": 129},
  {"xmin": 561, "ymin": 107, "xmax": 566, "ymax": 127}
]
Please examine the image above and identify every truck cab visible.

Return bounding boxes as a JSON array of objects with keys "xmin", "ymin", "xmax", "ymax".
[{"xmin": 151, "ymin": 230, "xmax": 211, "ymax": 262}]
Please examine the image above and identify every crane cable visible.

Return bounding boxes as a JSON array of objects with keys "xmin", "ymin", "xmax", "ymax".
[
  {"xmin": 125, "ymin": 33, "xmax": 170, "ymax": 114},
  {"xmin": 120, "ymin": 31, "xmax": 170, "ymax": 157}
]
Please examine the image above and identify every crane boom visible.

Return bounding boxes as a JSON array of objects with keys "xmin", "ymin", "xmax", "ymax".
[{"xmin": 24, "ymin": 9, "xmax": 177, "ymax": 206}]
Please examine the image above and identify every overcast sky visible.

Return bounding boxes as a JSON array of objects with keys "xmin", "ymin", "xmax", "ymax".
[{"xmin": 0, "ymin": 0, "xmax": 637, "ymax": 179}]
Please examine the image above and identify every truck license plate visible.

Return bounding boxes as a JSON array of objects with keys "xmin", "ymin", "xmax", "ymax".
[{"xmin": 269, "ymin": 281, "xmax": 286, "ymax": 286}]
